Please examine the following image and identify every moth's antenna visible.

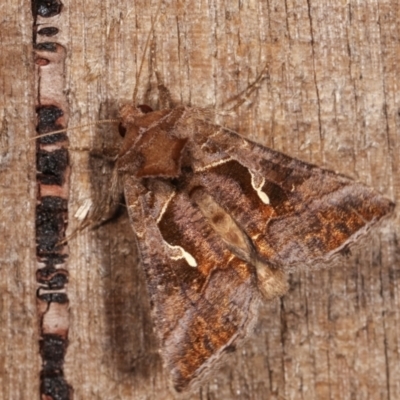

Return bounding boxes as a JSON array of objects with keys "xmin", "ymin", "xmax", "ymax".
[
  {"xmin": 32, "ymin": 120, "xmax": 119, "ymax": 140},
  {"xmin": 219, "ymin": 63, "xmax": 270, "ymax": 113},
  {"xmin": 3, "ymin": 119, "xmax": 119, "ymax": 150},
  {"xmin": 132, "ymin": 0, "xmax": 164, "ymax": 104}
]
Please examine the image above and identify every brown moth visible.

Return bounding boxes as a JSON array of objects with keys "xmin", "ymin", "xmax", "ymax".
[
  {"xmin": 111, "ymin": 101, "xmax": 394, "ymax": 392},
  {"xmin": 79, "ymin": 0, "xmax": 395, "ymax": 392}
]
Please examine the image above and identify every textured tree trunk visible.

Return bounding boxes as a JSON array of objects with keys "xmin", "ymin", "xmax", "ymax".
[{"xmin": 1, "ymin": 0, "xmax": 399, "ymax": 399}]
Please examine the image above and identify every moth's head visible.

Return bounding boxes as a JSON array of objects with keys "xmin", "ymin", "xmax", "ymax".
[
  {"xmin": 117, "ymin": 103, "xmax": 155, "ymax": 158},
  {"xmin": 118, "ymin": 104, "xmax": 154, "ymax": 136},
  {"xmin": 116, "ymin": 103, "xmax": 188, "ymax": 178}
]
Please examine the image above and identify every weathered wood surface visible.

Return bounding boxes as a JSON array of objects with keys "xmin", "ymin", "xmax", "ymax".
[
  {"xmin": 1, "ymin": 0, "xmax": 399, "ymax": 399},
  {"xmin": 0, "ymin": 1, "xmax": 39, "ymax": 399}
]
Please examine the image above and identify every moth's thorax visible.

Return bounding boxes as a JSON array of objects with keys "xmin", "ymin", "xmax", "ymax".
[{"xmin": 117, "ymin": 105, "xmax": 189, "ymax": 178}]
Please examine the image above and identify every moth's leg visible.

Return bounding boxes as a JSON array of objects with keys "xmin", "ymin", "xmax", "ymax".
[
  {"xmin": 88, "ymin": 193, "xmax": 126, "ymax": 228},
  {"xmin": 86, "ymin": 166, "xmax": 125, "ymax": 226},
  {"xmin": 149, "ymin": 39, "xmax": 176, "ymax": 109},
  {"xmin": 64, "ymin": 161, "xmax": 124, "ymax": 244},
  {"xmin": 188, "ymin": 64, "xmax": 270, "ymax": 126},
  {"xmin": 84, "ymin": 143, "xmax": 121, "ymax": 217},
  {"xmin": 217, "ymin": 63, "xmax": 269, "ymax": 114},
  {"xmin": 72, "ymin": 192, "xmax": 125, "ymax": 237},
  {"xmin": 89, "ymin": 146, "xmax": 119, "ymax": 160},
  {"xmin": 152, "ymin": 60, "xmax": 174, "ymax": 109},
  {"xmin": 155, "ymin": 71, "xmax": 175, "ymax": 109},
  {"xmin": 68, "ymin": 143, "xmax": 119, "ymax": 157},
  {"xmin": 65, "ymin": 109, "xmax": 123, "ymax": 243}
]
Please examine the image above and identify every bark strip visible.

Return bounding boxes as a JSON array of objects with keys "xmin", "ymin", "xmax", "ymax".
[{"xmin": 32, "ymin": 0, "xmax": 72, "ymax": 398}]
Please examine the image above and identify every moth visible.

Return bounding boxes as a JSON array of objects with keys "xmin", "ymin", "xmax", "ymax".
[
  {"xmin": 63, "ymin": 1, "xmax": 394, "ymax": 393},
  {"xmin": 106, "ymin": 100, "xmax": 394, "ymax": 392}
]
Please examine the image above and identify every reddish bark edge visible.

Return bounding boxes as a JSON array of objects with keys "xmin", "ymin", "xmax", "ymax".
[{"xmin": 33, "ymin": 1, "xmax": 72, "ymax": 399}]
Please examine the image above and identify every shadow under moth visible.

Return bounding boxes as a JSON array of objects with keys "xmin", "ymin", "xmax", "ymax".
[{"xmin": 106, "ymin": 101, "xmax": 394, "ymax": 392}]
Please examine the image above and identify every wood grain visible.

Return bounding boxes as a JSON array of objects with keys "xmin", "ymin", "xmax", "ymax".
[
  {"xmin": 0, "ymin": 0, "xmax": 39, "ymax": 399},
  {"xmin": 1, "ymin": 0, "xmax": 399, "ymax": 399}
]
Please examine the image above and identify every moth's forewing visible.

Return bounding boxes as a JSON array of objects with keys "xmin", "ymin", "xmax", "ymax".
[
  {"xmin": 123, "ymin": 176, "xmax": 260, "ymax": 391},
  {"xmin": 191, "ymin": 120, "xmax": 394, "ymax": 266}
]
